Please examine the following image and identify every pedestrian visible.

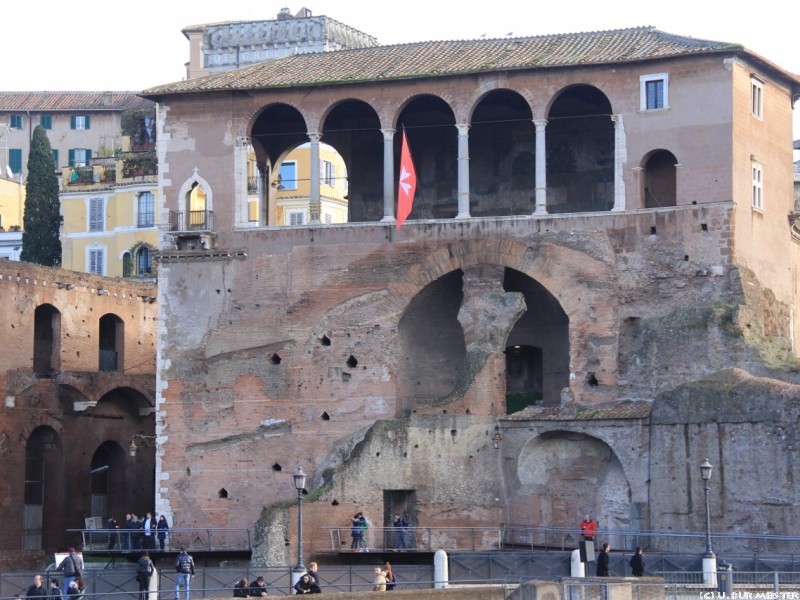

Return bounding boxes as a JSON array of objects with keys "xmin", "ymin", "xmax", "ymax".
[
  {"xmin": 596, "ymin": 543, "xmax": 611, "ymax": 577},
  {"xmin": 174, "ymin": 547, "xmax": 195, "ymax": 599},
  {"xmin": 107, "ymin": 517, "xmax": 119, "ymax": 550},
  {"xmin": 630, "ymin": 547, "xmax": 645, "ymax": 576},
  {"xmin": 56, "ymin": 548, "xmax": 83, "ymax": 600},
  {"xmin": 232, "ymin": 578, "xmax": 249, "ymax": 598},
  {"xmin": 305, "ymin": 562, "xmax": 322, "ymax": 593},
  {"xmin": 25, "ymin": 575, "xmax": 47, "ymax": 598},
  {"xmin": 580, "ymin": 515, "xmax": 597, "ymax": 541},
  {"xmin": 294, "ymin": 574, "xmax": 314, "ymax": 595},
  {"xmin": 66, "ymin": 580, "xmax": 83, "ymax": 600},
  {"xmin": 359, "ymin": 513, "xmax": 370, "ymax": 552},
  {"xmin": 372, "ymin": 566, "xmax": 387, "ymax": 592},
  {"xmin": 384, "ymin": 563, "xmax": 396, "ymax": 591},
  {"xmin": 123, "ymin": 514, "xmax": 134, "ymax": 550},
  {"xmin": 393, "ymin": 514, "xmax": 408, "ymax": 550},
  {"xmin": 350, "ymin": 513, "xmax": 363, "ymax": 551},
  {"xmin": 48, "ymin": 579, "xmax": 62, "ymax": 600},
  {"xmin": 137, "ymin": 552, "xmax": 155, "ymax": 600},
  {"xmin": 142, "ymin": 512, "xmax": 157, "ymax": 550},
  {"xmin": 157, "ymin": 515, "xmax": 170, "ymax": 551},
  {"xmin": 247, "ymin": 577, "xmax": 267, "ymax": 597}
]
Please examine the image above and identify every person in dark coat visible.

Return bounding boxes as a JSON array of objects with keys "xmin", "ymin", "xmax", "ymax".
[
  {"xmin": 596, "ymin": 543, "xmax": 611, "ymax": 576},
  {"xmin": 232, "ymin": 578, "xmax": 249, "ymax": 598},
  {"xmin": 136, "ymin": 552, "xmax": 154, "ymax": 600},
  {"xmin": 630, "ymin": 547, "xmax": 645, "ymax": 576},
  {"xmin": 156, "ymin": 515, "xmax": 169, "ymax": 550},
  {"xmin": 26, "ymin": 575, "xmax": 47, "ymax": 598}
]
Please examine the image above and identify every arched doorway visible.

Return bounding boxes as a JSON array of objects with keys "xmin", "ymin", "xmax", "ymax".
[
  {"xmin": 90, "ymin": 442, "xmax": 126, "ymax": 521},
  {"xmin": 33, "ymin": 304, "xmax": 61, "ymax": 377},
  {"xmin": 643, "ymin": 149, "xmax": 678, "ymax": 207},
  {"xmin": 99, "ymin": 313, "xmax": 124, "ymax": 372},
  {"xmin": 23, "ymin": 426, "xmax": 63, "ymax": 550}
]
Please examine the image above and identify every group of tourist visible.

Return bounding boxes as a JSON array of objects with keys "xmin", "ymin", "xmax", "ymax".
[
  {"xmin": 107, "ymin": 513, "xmax": 170, "ymax": 551},
  {"xmin": 231, "ymin": 561, "xmax": 322, "ymax": 595},
  {"xmin": 580, "ymin": 514, "xmax": 646, "ymax": 577}
]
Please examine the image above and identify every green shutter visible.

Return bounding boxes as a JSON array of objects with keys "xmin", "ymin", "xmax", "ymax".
[
  {"xmin": 40, "ymin": 115, "xmax": 52, "ymax": 129},
  {"xmin": 8, "ymin": 149, "xmax": 22, "ymax": 174},
  {"xmin": 71, "ymin": 115, "xmax": 76, "ymax": 129},
  {"xmin": 68, "ymin": 149, "xmax": 75, "ymax": 167},
  {"xmin": 85, "ymin": 115, "xmax": 91, "ymax": 129},
  {"xmin": 52, "ymin": 150, "xmax": 59, "ymax": 169},
  {"xmin": 86, "ymin": 149, "xmax": 92, "ymax": 162}
]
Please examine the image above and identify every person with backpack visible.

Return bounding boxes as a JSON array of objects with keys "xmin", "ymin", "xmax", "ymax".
[
  {"xmin": 56, "ymin": 548, "xmax": 83, "ymax": 600},
  {"xmin": 174, "ymin": 548, "xmax": 195, "ymax": 599},
  {"xmin": 136, "ymin": 552, "xmax": 155, "ymax": 600}
]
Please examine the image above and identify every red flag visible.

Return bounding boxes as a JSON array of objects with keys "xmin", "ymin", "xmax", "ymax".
[{"xmin": 396, "ymin": 130, "xmax": 417, "ymax": 229}]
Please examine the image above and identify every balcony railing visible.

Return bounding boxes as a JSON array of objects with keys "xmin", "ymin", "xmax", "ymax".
[{"xmin": 169, "ymin": 210, "xmax": 214, "ymax": 232}]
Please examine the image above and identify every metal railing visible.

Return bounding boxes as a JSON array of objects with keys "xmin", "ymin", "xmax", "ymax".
[
  {"xmin": 69, "ymin": 528, "xmax": 252, "ymax": 553},
  {"xmin": 501, "ymin": 525, "xmax": 800, "ymax": 555},
  {"xmin": 168, "ymin": 210, "xmax": 213, "ymax": 232},
  {"xmin": 324, "ymin": 526, "xmax": 502, "ymax": 552}
]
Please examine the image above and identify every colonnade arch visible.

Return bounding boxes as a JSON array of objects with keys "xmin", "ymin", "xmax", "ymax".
[
  {"xmin": 23, "ymin": 426, "xmax": 63, "ymax": 550},
  {"xmin": 240, "ymin": 84, "xmax": 625, "ymax": 226}
]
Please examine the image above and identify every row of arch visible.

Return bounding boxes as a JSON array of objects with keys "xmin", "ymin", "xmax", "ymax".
[
  {"xmin": 35, "ymin": 304, "xmax": 126, "ymax": 376},
  {"xmin": 180, "ymin": 85, "xmax": 679, "ymax": 228}
]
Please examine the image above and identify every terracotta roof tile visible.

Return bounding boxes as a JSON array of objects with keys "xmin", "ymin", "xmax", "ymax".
[
  {"xmin": 0, "ymin": 92, "xmax": 154, "ymax": 112},
  {"xmin": 143, "ymin": 26, "xmax": 777, "ymax": 97}
]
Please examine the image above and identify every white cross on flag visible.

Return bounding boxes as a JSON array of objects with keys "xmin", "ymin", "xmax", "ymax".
[{"xmin": 396, "ymin": 130, "xmax": 417, "ymax": 229}]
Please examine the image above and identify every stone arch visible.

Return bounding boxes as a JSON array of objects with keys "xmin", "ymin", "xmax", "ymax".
[
  {"xmin": 23, "ymin": 425, "xmax": 64, "ymax": 550},
  {"xmin": 546, "ymin": 84, "xmax": 614, "ymax": 214},
  {"xmin": 395, "ymin": 95, "xmax": 458, "ymax": 220},
  {"xmin": 176, "ymin": 169, "xmax": 213, "ymax": 230},
  {"xmin": 89, "ymin": 441, "xmax": 127, "ymax": 523},
  {"xmin": 468, "ymin": 88, "xmax": 535, "ymax": 216},
  {"xmin": 641, "ymin": 149, "xmax": 678, "ymax": 208},
  {"xmin": 321, "ymin": 98, "xmax": 383, "ymax": 223},
  {"xmin": 99, "ymin": 313, "xmax": 124, "ymax": 372},
  {"xmin": 513, "ymin": 430, "xmax": 630, "ymax": 545},
  {"xmin": 33, "ymin": 303, "xmax": 61, "ymax": 377},
  {"xmin": 95, "ymin": 386, "xmax": 155, "ymax": 414}
]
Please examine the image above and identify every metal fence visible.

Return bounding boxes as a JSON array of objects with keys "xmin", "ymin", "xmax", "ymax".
[
  {"xmin": 325, "ymin": 526, "xmax": 502, "ymax": 552},
  {"xmin": 0, "ymin": 564, "xmax": 433, "ymax": 599},
  {"xmin": 70, "ymin": 528, "xmax": 252, "ymax": 553}
]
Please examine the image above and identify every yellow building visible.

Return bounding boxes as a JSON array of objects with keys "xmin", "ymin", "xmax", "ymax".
[
  {"xmin": 60, "ymin": 154, "xmax": 159, "ymax": 278},
  {"xmin": 0, "ymin": 173, "xmax": 24, "ymax": 231},
  {"xmin": 248, "ymin": 142, "xmax": 349, "ymax": 225}
]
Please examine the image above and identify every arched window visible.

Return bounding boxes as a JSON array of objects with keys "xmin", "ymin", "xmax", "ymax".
[
  {"xmin": 122, "ymin": 252, "xmax": 133, "ymax": 278},
  {"xmin": 136, "ymin": 246, "xmax": 152, "ymax": 276}
]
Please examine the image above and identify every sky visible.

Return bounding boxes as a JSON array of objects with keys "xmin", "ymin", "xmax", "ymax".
[{"xmin": 1, "ymin": 0, "xmax": 798, "ymax": 136}]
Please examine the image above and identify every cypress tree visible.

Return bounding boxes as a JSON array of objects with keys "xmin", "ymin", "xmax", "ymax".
[{"xmin": 21, "ymin": 125, "xmax": 61, "ymax": 266}]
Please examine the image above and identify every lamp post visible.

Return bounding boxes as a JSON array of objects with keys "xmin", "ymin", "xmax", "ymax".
[
  {"xmin": 291, "ymin": 468, "xmax": 307, "ymax": 589},
  {"xmin": 699, "ymin": 458, "xmax": 717, "ymax": 586}
]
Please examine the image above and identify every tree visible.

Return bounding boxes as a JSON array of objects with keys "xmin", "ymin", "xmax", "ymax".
[{"xmin": 21, "ymin": 126, "xmax": 61, "ymax": 266}]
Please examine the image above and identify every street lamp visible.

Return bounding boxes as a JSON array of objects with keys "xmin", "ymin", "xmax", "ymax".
[
  {"xmin": 128, "ymin": 434, "xmax": 157, "ymax": 457},
  {"xmin": 292, "ymin": 468, "xmax": 307, "ymax": 580},
  {"xmin": 699, "ymin": 458, "xmax": 717, "ymax": 586}
]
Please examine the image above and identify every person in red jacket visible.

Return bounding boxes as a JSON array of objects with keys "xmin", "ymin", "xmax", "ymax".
[{"xmin": 580, "ymin": 514, "xmax": 597, "ymax": 541}]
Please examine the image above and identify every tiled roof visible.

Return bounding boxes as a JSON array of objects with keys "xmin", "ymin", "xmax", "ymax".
[
  {"xmin": 143, "ymin": 26, "xmax": 796, "ymax": 97},
  {"xmin": 505, "ymin": 400, "xmax": 652, "ymax": 421},
  {"xmin": 0, "ymin": 92, "xmax": 154, "ymax": 112}
]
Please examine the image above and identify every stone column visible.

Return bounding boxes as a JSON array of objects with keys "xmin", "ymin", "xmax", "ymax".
[
  {"xmin": 456, "ymin": 265, "xmax": 526, "ymax": 415},
  {"xmin": 533, "ymin": 119, "xmax": 548, "ymax": 215},
  {"xmin": 381, "ymin": 128, "xmax": 396, "ymax": 223},
  {"xmin": 611, "ymin": 115, "xmax": 626, "ymax": 212},
  {"xmin": 456, "ymin": 123, "xmax": 471, "ymax": 219},
  {"xmin": 309, "ymin": 132, "xmax": 322, "ymax": 223},
  {"xmin": 234, "ymin": 136, "xmax": 251, "ymax": 227}
]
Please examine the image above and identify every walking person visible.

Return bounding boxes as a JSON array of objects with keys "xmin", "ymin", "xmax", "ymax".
[
  {"xmin": 393, "ymin": 514, "xmax": 408, "ymax": 550},
  {"xmin": 136, "ymin": 552, "xmax": 155, "ymax": 600},
  {"xmin": 56, "ymin": 548, "xmax": 83, "ymax": 600},
  {"xmin": 596, "ymin": 543, "xmax": 611, "ymax": 577},
  {"xmin": 174, "ymin": 548, "xmax": 195, "ymax": 599},
  {"xmin": 350, "ymin": 513, "xmax": 363, "ymax": 551},
  {"xmin": 630, "ymin": 547, "xmax": 645, "ymax": 576},
  {"xmin": 157, "ymin": 515, "xmax": 170, "ymax": 551},
  {"xmin": 25, "ymin": 575, "xmax": 47, "ymax": 598},
  {"xmin": 384, "ymin": 563, "xmax": 396, "ymax": 591}
]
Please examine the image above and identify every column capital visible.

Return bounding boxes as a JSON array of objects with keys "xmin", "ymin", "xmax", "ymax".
[
  {"xmin": 533, "ymin": 119, "xmax": 548, "ymax": 131},
  {"xmin": 380, "ymin": 128, "xmax": 396, "ymax": 140},
  {"xmin": 455, "ymin": 123, "xmax": 470, "ymax": 135},
  {"xmin": 308, "ymin": 131, "xmax": 322, "ymax": 143},
  {"xmin": 610, "ymin": 114, "xmax": 622, "ymax": 126}
]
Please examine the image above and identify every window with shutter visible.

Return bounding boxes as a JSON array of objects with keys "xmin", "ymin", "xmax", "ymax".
[
  {"xmin": 89, "ymin": 249, "xmax": 105, "ymax": 275},
  {"xmin": 89, "ymin": 198, "xmax": 105, "ymax": 232}
]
